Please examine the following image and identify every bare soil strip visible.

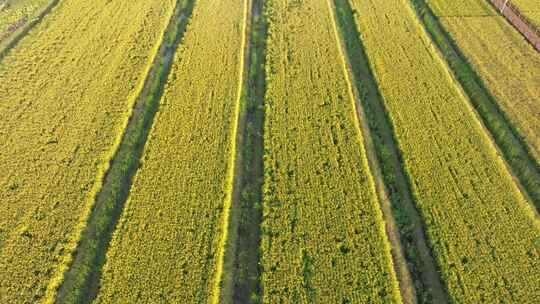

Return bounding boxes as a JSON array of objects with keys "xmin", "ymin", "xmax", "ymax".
[
  {"xmin": 410, "ymin": 0, "xmax": 540, "ymax": 216},
  {"xmin": 331, "ymin": 0, "xmax": 452, "ymax": 302},
  {"xmin": 52, "ymin": 1, "xmax": 196, "ymax": 303}
]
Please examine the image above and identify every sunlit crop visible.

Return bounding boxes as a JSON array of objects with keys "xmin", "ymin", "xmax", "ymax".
[
  {"xmin": 347, "ymin": 0, "xmax": 540, "ymax": 302},
  {"xmin": 0, "ymin": 0, "xmax": 175, "ymax": 302}
]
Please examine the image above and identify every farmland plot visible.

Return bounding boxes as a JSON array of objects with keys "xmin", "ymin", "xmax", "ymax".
[
  {"xmin": 347, "ymin": 0, "xmax": 540, "ymax": 302},
  {"xmin": 437, "ymin": 15, "xmax": 540, "ymax": 170},
  {"xmin": 425, "ymin": 0, "xmax": 495, "ymax": 16},
  {"xmin": 0, "ymin": 0, "xmax": 176, "ymax": 302},
  {"xmin": 260, "ymin": 0, "xmax": 401, "ymax": 302},
  {"xmin": 94, "ymin": 0, "xmax": 248, "ymax": 302},
  {"xmin": 512, "ymin": 0, "xmax": 540, "ymax": 27}
]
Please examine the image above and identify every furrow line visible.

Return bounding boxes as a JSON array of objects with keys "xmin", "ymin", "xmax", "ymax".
[
  {"xmin": 228, "ymin": 0, "xmax": 268, "ymax": 302},
  {"xmin": 211, "ymin": 0, "xmax": 252, "ymax": 301}
]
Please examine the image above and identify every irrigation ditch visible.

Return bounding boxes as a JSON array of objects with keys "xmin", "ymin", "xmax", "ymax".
[
  {"xmin": 410, "ymin": 0, "xmax": 540, "ymax": 216},
  {"xmin": 216, "ymin": 0, "xmax": 267, "ymax": 302},
  {"xmin": 51, "ymin": 0, "xmax": 196, "ymax": 303},
  {"xmin": 229, "ymin": 0, "xmax": 268, "ymax": 302},
  {"xmin": 331, "ymin": 0, "xmax": 453, "ymax": 302}
]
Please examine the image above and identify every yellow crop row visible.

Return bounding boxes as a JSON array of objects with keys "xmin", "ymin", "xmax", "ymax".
[
  {"xmin": 94, "ymin": 0, "xmax": 247, "ymax": 302},
  {"xmin": 438, "ymin": 15, "xmax": 540, "ymax": 166},
  {"xmin": 426, "ymin": 0, "xmax": 496, "ymax": 16},
  {"xmin": 260, "ymin": 0, "xmax": 401, "ymax": 302},
  {"xmin": 0, "ymin": 0, "xmax": 176, "ymax": 302},
  {"xmin": 347, "ymin": 0, "xmax": 540, "ymax": 302}
]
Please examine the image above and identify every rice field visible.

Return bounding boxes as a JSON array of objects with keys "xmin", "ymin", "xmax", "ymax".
[
  {"xmin": 1, "ymin": 0, "xmax": 539, "ymax": 303},
  {"xmin": 346, "ymin": 0, "xmax": 540, "ymax": 302},
  {"xmin": 259, "ymin": 0, "xmax": 401, "ymax": 302},
  {"xmin": 94, "ymin": 0, "xmax": 248, "ymax": 302},
  {"xmin": 0, "ymin": 0, "xmax": 175, "ymax": 302}
]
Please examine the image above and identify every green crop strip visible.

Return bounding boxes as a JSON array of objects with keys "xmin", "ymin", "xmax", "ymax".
[
  {"xmin": 229, "ymin": 0, "xmax": 268, "ymax": 302},
  {"xmin": 52, "ymin": 1, "xmax": 195, "ymax": 303},
  {"xmin": 332, "ymin": 0, "xmax": 450, "ymax": 302},
  {"xmin": 410, "ymin": 0, "xmax": 540, "ymax": 213}
]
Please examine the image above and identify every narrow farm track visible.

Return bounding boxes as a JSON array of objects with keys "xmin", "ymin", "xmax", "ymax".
[
  {"xmin": 260, "ymin": 0, "xmax": 401, "ymax": 302},
  {"xmin": 412, "ymin": 0, "xmax": 540, "ymax": 214},
  {"xmin": 326, "ymin": 0, "xmax": 416, "ymax": 302},
  {"xmin": 0, "ymin": 1, "xmax": 176, "ymax": 302},
  {"xmin": 489, "ymin": 0, "xmax": 540, "ymax": 50},
  {"xmin": 0, "ymin": 0, "xmax": 61, "ymax": 59},
  {"xmin": 53, "ymin": 1, "xmax": 194, "ymax": 303},
  {"xmin": 346, "ymin": 0, "xmax": 540, "ymax": 302},
  {"xmin": 332, "ymin": 0, "xmax": 450, "ymax": 302},
  {"xmin": 93, "ymin": 0, "xmax": 248, "ymax": 302}
]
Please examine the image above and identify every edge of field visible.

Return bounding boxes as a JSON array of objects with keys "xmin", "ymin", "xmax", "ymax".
[
  {"xmin": 0, "ymin": 0, "xmax": 62, "ymax": 62},
  {"xmin": 409, "ymin": 0, "xmax": 540, "ymax": 217}
]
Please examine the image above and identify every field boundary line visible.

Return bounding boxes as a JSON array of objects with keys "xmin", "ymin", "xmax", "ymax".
[
  {"xmin": 488, "ymin": 0, "xmax": 540, "ymax": 52},
  {"xmin": 210, "ymin": 0, "xmax": 252, "ymax": 302},
  {"xmin": 326, "ymin": 0, "xmax": 411, "ymax": 302},
  {"xmin": 409, "ymin": 0, "xmax": 540, "ymax": 220},
  {"xmin": 0, "ymin": 0, "xmax": 62, "ymax": 62},
  {"xmin": 44, "ymin": 1, "xmax": 196, "ymax": 302}
]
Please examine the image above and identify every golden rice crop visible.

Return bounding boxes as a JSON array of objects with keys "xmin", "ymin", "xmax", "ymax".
[
  {"xmin": 347, "ymin": 0, "xmax": 540, "ymax": 302},
  {"xmin": 94, "ymin": 0, "xmax": 247, "ymax": 302},
  {"xmin": 512, "ymin": 0, "xmax": 540, "ymax": 14},
  {"xmin": 0, "ymin": 0, "xmax": 51, "ymax": 42},
  {"xmin": 426, "ymin": 0, "xmax": 496, "ymax": 16},
  {"xmin": 0, "ymin": 0, "xmax": 175, "ymax": 302},
  {"xmin": 260, "ymin": 0, "xmax": 401, "ymax": 302},
  {"xmin": 439, "ymin": 15, "xmax": 540, "ymax": 164}
]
